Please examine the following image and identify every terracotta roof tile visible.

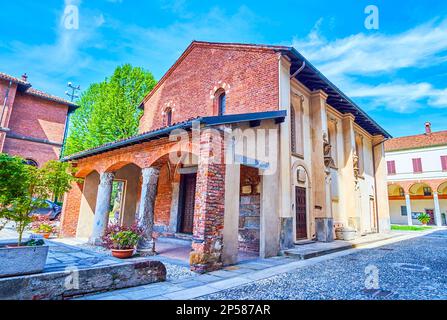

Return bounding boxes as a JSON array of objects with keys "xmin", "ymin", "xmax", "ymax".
[
  {"xmin": 0, "ymin": 71, "xmax": 78, "ymax": 109},
  {"xmin": 385, "ymin": 130, "xmax": 447, "ymax": 152}
]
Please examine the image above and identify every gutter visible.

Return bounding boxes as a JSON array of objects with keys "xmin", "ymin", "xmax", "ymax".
[
  {"xmin": 284, "ymin": 47, "xmax": 392, "ymax": 139},
  {"xmin": 62, "ymin": 110, "xmax": 287, "ymax": 162}
]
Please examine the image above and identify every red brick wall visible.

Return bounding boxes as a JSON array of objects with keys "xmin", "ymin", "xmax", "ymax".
[
  {"xmin": 2, "ymin": 91, "xmax": 68, "ymax": 166},
  {"xmin": 60, "ymin": 181, "xmax": 84, "ymax": 237},
  {"xmin": 3, "ymin": 138, "xmax": 61, "ymax": 167},
  {"xmin": 154, "ymin": 163, "xmax": 174, "ymax": 229},
  {"xmin": 139, "ymin": 44, "xmax": 279, "ymax": 133},
  {"xmin": 0, "ymin": 79, "xmax": 18, "ymax": 150}
]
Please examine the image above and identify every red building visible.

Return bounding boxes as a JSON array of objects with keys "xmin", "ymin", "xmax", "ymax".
[{"xmin": 0, "ymin": 72, "xmax": 78, "ymax": 166}]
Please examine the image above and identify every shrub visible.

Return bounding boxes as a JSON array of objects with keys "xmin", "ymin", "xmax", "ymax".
[
  {"xmin": 417, "ymin": 213, "xmax": 431, "ymax": 225},
  {"xmin": 102, "ymin": 224, "xmax": 143, "ymax": 250}
]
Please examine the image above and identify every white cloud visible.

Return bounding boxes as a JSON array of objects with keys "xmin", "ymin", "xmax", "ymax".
[{"xmin": 291, "ymin": 18, "xmax": 447, "ymax": 112}]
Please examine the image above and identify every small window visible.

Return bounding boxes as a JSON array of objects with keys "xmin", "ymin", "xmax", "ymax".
[
  {"xmin": 164, "ymin": 108, "xmax": 172, "ymax": 126},
  {"xmin": 401, "ymin": 206, "xmax": 407, "ymax": 216},
  {"xmin": 423, "ymin": 187, "xmax": 432, "ymax": 196},
  {"xmin": 441, "ymin": 155, "xmax": 447, "ymax": 171},
  {"xmin": 218, "ymin": 92, "xmax": 226, "ymax": 116},
  {"xmin": 412, "ymin": 158, "xmax": 423, "ymax": 173},
  {"xmin": 24, "ymin": 159, "xmax": 38, "ymax": 167},
  {"xmin": 387, "ymin": 160, "xmax": 396, "ymax": 175}
]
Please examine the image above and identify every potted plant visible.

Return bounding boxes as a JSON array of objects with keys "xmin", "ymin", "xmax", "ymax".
[
  {"xmin": 102, "ymin": 224, "xmax": 143, "ymax": 259},
  {"xmin": 33, "ymin": 223, "xmax": 54, "ymax": 239},
  {"xmin": 417, "ymin": 213, "xmax": 431, "ymax": 226},
  {"xmin": 0, "ymin": 154, "xmax": 76, "ymax": 277}
]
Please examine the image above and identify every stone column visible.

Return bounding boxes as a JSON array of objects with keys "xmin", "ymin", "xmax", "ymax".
[
  {"xmin": 136, "ymin": 167, "xmax": 160, "ymax": 256},
  {"xmin": 341, "ymin": 114, "xmax": 359, "ymax": 230},
  {"xmin": 405, "ymin": 193, "xmax": 413, "ymax": 226},
  {"xmin": 433, "ymin": 192, "xmax": 442, "ymax": 227},
  {"xmin": 89, "ymin": 172, "xmax": 114, "ymax": 245},
  {"xmin": 309, "ymin": 90, "xmax": 329, "ymax": 219}
]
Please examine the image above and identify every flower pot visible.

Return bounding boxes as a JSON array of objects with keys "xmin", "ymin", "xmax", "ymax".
[
  {"xmin": 335, "ymin": 227, "xmax": 357, "ymax": 241},
  {"xmin": 37, "ymin": 233, "xmax": 51, "ymax": 239},
  {"xmin": 0, "ymin": 241, "xmax": 49, "ymax": 278},
  {"xmin": 111, "ymin": 248, "xmax": 134, "ymax": 259}
]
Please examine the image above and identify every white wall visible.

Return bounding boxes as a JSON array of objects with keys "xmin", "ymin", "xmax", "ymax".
[
  {"xmin": 386, "ymin": 145, "xmax": 447, "ymax": 182},
  {"xmin": 390, "ymin": 199, "xmax": 447, "ymax": 225}
]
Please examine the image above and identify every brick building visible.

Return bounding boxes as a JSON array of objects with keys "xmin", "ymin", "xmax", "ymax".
[
  {"xmin": 0, "ymin": 72, "xmax": 78, "ymax": 166},
  {"xmin": 60, "ymin": 41, "xmax": 391, "ymax": 272},
  {"xmin": 386, "ymin": 122, "xmax": 447, "ymax": 226}
]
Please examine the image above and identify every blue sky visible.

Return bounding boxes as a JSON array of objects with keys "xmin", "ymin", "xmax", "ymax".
[{"xmin": 1, "ymin": 0, "xmax": 447, "ymax": 137}]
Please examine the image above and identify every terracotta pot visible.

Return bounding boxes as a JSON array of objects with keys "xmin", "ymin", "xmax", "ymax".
[
  {"xmin": 111, "ymin": 248, "xmax": 134, "ymax": 259},
  {"xmin": 40, "ymin": 233, "xmax": 51, "ymax": 239}
]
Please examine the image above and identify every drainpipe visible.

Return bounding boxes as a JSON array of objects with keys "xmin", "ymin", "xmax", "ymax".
[
  {"xmin": 290, "ymin": 61, "xmax": 306, "ymax": 79},
  {"xmin": 0, "ymin": 80, "xmax": 13, "ymax": 128},
  {"xmin": 59, "ymin": 109, "xmax": 73, "ymax": 159},
  {"xmin": 372, "ymin": 137, "xmax": 389, "ymax": 233}
]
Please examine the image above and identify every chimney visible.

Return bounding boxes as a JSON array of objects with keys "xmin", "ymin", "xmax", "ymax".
[
  {"xmin": 21, "ymin": 73, "xmax": 28, "ymax": 82},
  {"xmin": 425, "ymin": 122, "xmax": 432, "ymax": 134}
]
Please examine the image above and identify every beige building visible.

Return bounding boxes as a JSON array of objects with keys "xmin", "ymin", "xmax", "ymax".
[{"xmin": 61, "ymin": 42, "xmax": 391, "ymax": 272}]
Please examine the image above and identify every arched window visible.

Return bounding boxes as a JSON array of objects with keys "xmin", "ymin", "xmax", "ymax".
[
  {"xmin": 24, "ymin": 159, "xmax": 38, "ymax": 167},
  {"xmin": 164, "ymin": 108, "xmax": 172, "ymax": 126},
  {"xmin": 217, "ymin": 91, "xmax": 226, "ymax": 116}
]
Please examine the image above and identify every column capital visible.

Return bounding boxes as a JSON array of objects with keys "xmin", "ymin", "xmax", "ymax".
[
  {"xmin": 310, "ymin": 89, "xmax": 328, "ymax": 101},
  {"xmin": 99, "ymin": 172, "xmax": 114, "ymax": 186},
  {"xmin": 141, "ymin": 167, "xmax": 160, "ymax": 179},
  {"xmin": 342, "ymin": 113, "xmax": 356, "ymax": 122}
]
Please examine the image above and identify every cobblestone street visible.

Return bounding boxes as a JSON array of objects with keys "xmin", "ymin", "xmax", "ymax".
[{"xmin": 199, "ymin": 229, "xmax": 447, "ymax": 300}]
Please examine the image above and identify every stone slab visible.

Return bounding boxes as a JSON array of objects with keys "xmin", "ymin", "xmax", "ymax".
[{"xmin": 0, "ymin": 260, "xmax": 166, "ymax": 300}]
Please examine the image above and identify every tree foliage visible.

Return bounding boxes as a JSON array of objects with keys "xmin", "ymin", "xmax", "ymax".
[
  {"xmin": 0, "ymin": 154, "xmax": 76, "ymax": 245},
  {"xmin": 40, "ymin": 160, "xmax": 78, "ymax": 203},
  {"xmin": 64, "ymin": 64, "xmax": 157, "ymax": 156}
]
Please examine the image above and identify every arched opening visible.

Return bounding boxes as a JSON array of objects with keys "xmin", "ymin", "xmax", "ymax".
[
  {"xmin": 215, "ymin": 89, "xmax": 226, "ymax": 116},
  {"xmin": 409, "ymin": 183, "xmax": 432, "ymax": 196},
  {"xmin": 437, "ymin": 181, "xmax": 447, "ymax": 225},
  {"xmin": 164, "ymin": 107, "xmax": 173, "ymax": 126},
  {"xmin": 388, "ymin": 184, "xmax": 405, "ymax": 197},
  {"xmin": 408, "ymin": 182, "xmax": 436, "ymax": 225},
  {"xmin": 387, "ymin": 184, "xmax": 408, "ymax": 225},
  {"xmin": 237, "ymin": 165, "xmax": 261, "ymax": 261},
  {"xmin": 293, "ymin": 164, "xmax": 311, "ymax": 241}
]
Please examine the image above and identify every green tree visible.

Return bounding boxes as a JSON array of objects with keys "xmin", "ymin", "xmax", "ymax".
[
  {"xmin": 0, "ymin": 154, "xmax": 76, "ymax": 245},
  {"xmin": 40, "ymin": 160, "xmax": 78, "ymax": 203},
  {"xmin": 64, "ymin": 64, "xmax": 157, "ymax": 156}
]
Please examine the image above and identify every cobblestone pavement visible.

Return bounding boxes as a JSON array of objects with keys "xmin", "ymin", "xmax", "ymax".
[{"xmin": 199, "ymin": 230, "xmax": 447, "ymax": 300}]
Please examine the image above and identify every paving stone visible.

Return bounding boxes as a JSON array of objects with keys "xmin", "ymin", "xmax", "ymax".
[
  {"xmin": 177, "ymin": 279, "xmax": 207, "ymax": 289},
  {"xmin": 208, "ymin": 270, "xmax": 238, "ymax": 278}
]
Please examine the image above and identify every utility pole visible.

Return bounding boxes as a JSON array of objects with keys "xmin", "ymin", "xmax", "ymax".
[
  {"xmin": 60, "ymin": 82, "xmax": 81, "ymax": 159},
  {"xmin": 65, "ymin": 82, "xmax": 81, "ymax": 101}
]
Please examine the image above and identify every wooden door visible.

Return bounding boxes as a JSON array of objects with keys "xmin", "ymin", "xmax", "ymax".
[
  {"xmin": 179, "ymin": 173, "xmax": 197, "ymax": 234},
  {"xmin": 295, "ymin": 186, "xmax": 307, "ymax": 240},
  {"xmin": 425, "ymin": 209, "xmax": 436, "ymax": 226}
]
